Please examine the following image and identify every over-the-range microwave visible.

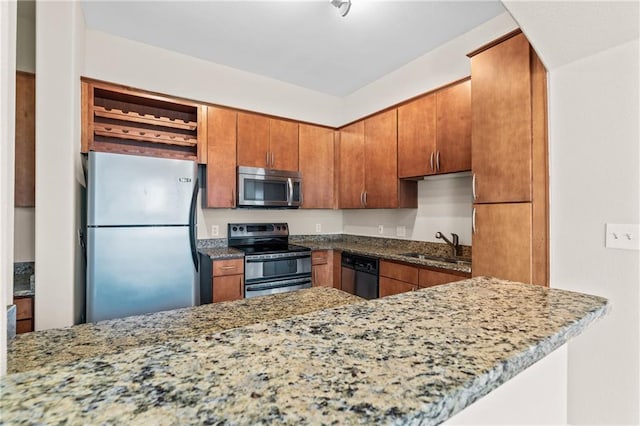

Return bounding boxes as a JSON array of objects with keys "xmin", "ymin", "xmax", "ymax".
[{"xmin": 237, "ymin": 166, "xmax": 302, "ymax": 208}]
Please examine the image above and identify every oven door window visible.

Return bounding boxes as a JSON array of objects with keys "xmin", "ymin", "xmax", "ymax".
[
  {"xmin": 263, "ymin": 258, "xmax": 298, "ymax": 277},
  {"xmin": 244, "ymin": 179, "xmax": 287, "ymax": 202}
]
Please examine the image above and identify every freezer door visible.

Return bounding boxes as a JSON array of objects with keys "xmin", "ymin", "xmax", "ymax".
[
  {"xmin": 88, "ymin": 151, "xmax": 197, "ymax": 226},
  {"xmin": 87, "ymin": 226, "xmax": 197, "ymax": 322}
]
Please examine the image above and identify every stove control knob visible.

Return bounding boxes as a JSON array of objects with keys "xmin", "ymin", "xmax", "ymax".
[
  {"xmin": 276, "ymin": 226, "xmax": 281, "ymax": 230},
  {"xmin": 239, "ymin": 226, "xmax": 244, "ymax": 232},
  {"xmin": 232, "ymin": 226, "xmax": 238, "ymax": 232},
  {"xmin": 282, "ymin": 225, "xmax": 287, "ymax": 230}
]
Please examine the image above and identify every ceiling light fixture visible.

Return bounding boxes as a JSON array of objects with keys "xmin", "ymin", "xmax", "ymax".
[{"xmin": 330, "ymin": 0, "xmax": 351, "ymax": 17}]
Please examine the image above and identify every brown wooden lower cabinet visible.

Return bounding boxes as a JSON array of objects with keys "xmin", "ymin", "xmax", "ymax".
[
  {"xmin": 14, "ymin": 296, "xmax": 34, "ymax": 334},
  {"xmin": 312, "ymin": 250, "xmax": 333, "ymax": 287},
  {"xmin": 379, "ymin": 276, "xmax": 417, "ymax": 297},
  {"xmin": 380, "ymin": 259, "xmax": 469, "ymax": 298},
  {"xmin": 418, "ymin": 268, "xmax": 464, "ymax": 288},
  {"xmin": 212, "ymin": 258, "xmax": 244, "ymax": 303}
]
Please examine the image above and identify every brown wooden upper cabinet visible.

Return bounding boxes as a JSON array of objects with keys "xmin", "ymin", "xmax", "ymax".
[
  {"xmin": 339, "ymin": 110, "xmax": 417, "ymax": 209},
  {"xmin": 298, "ymin": 124, "xmax": 335, "ymax": 208},
  {"xmin": 204, "ymin": 106, "xmax": 237, "ymax": 208},
  {"xmin": 471, "ymin": 33, "xmax": 533, "ymax": 203},
  {"xmin": 398, "ymin": 79, "xmax": 471, "ymax": 178},
  {"xmin": 436, "ymin": 80, "xmax": 471, "ymax": 174},
  {"xmin": 236, "ymin": 112, "xmax": 298, "ymax": 171},
  {"xmin": 469, "ymin": 30, "xmax": 549, "ymax": 286},
  {"xmin": 15, "ymin": 71, "xmax": 35, "ymax": 207},
  {"xmin": 81, "ymin": 78, "xmax": 207, "ymax": 163}
]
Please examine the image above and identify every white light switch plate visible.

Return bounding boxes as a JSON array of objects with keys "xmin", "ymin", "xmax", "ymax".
[
  {"xmin": 211, "ymin": 225, "xmax": 219, "ymax": 237},
  {"xmin": 315, "ymin": 223, "xmax": 322, "ymax": 233},
  {"xmin": 378, "ymin": 225, "xmax": 384, "ymax": 235},
  {"xmin": 396, "ymin": 226, "xmax": 406, "ymax": 237},
  {"xmin": 605, "ymin": 223, "xmax": 639, "ymax": 250}
]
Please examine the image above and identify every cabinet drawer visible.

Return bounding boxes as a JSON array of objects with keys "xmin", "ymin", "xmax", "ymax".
[
  {"xmin": 419, "ymin": 268, "xmax": 465, "ymax": 288},
  {"xmin": 15, "ymin": 296, "xmax": 33, "ymax": 320},
  {"xmin": 312, "ymin": 250, "xmax": 330, "ymax": 265},
  {"xmin": 212, "ymin": 258, "xmax": 244, "ymax": 276},
  {"xmin": 380, "ymin": 260, "xmax": 418, "ymax": 285}
]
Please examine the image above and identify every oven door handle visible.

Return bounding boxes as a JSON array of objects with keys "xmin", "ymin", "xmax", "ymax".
[
  {"xmin": 287, "ymin": 177, "xmax": 293, "ymax": 206},
  {"xmin": 245, "ymin": 254, "xmax": 311, "ymax": 263},
  {"xmin": 246, "ymin": 277, "xmax": 312, "ymax": 292}
]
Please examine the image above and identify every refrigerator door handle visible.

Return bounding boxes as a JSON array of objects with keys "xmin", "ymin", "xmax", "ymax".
[{"xmin": 189, "ymin": 179, "xmax": 199, "ymax": 272}]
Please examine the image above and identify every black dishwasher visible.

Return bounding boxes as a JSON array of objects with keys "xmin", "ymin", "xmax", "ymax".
[{"xmin": 341, "ymin": 253, "xmax": 379, "ymax": 299}]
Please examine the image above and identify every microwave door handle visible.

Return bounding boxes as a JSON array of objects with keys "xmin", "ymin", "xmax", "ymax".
[{"xmin": 287, "ymin": 177, "xmax": 293, "ymax": 206}]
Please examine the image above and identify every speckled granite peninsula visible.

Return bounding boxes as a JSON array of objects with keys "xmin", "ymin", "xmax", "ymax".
[
  {"xmin": 1, "ymin": 278, "xmax": 607, "ymax": 425},
  {"xmin": 8, "ymin": 287, "xmax": 361, "ymax": 374}
]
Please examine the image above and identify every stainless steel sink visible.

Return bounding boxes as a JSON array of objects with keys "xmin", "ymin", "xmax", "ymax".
[{"xmin": 400, "ymin": 252, "xmax": 471, "ymax": 266}]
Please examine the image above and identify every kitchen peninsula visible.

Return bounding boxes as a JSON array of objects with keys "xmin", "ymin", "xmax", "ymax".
[{"xmin": 2, "ymin": 279, "xmax": 607, "ymax": 424}]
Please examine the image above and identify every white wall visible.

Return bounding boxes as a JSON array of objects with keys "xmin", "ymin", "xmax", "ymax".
[
  {"xmin": 341, "ymin": 12, "xmax": 518, "ymax": 124},
  {"xmin": 343, "ymin": 174, "xmax": 473, "ymax": 245},
  {"xmin": 0, "ymin": 0, "xmax": 17, "ymax": 376},
  {"xmin": 549, "ymin": 39, "xmax": 639, "ymax": 425},
  {"xmin": 35, "ymin": 1, "xmax": 85, "ymax": 329},
  {"xmin": 83, "ymin": 30, "xmax": 343, "ymax": 127}
]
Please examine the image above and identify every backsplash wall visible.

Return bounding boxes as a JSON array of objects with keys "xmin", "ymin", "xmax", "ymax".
[{"xmin": 342, "ymin": 173, "xmax": 473, "ymax": 245}]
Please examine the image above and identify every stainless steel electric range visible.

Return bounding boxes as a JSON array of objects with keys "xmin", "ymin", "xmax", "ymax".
[{"xmin": 228, "ymin": 223, "xmax": 312, "ymax": 299}]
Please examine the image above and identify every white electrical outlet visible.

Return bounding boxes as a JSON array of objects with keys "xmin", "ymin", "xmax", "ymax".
[
  {"xmin": 396, "ymin": 226, "xmax": 406, "ymax": 237},
  {"xmin": 316, "ymin": 223, "xmax": 322, "ymax": 233},
  {"xmin": 211, "ymin": 225, "xmax": 219, "ymax": 237},
  {"xmin": 605, "ymin": 223, "xmax": 639, "ymax": 250},
  {"xmin": 378, "ymin": 225, "xmax": 384, "ymax": 235}
]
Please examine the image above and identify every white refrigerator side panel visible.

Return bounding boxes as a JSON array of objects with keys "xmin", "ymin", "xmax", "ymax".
[
  {"xmin": 88, "ymin": 151, "xmax": 196, "ymax": 226},
  {"xmin": 87, "ymin": 226, "xmax": 197, "ymax": 322}
]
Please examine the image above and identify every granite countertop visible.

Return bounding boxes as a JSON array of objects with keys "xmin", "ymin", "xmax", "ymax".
[
  {"xmin": 13, "ymin": 262, "xmax": 35, "ymax": 297},
  {"xmin": 7, "ymin": 287, "xmax": 361, "ymax": 374},
  {"xmin": 1, "ymin": 277, "xmax": 608, "ymax": 425},
  {"xmin": 12, "ymin": 277, "xmax": 34, "ymax": 297},
  {"xmin": 199, "ymin": 235, "xmax": 473, "ymax": 275},
  {"xmin": 292, "ymin": 236, "xmax": 472, "ymax": 275},
  {"xmin": 198, "ymin": 246, "xmax": 244, "ymax": 259}
]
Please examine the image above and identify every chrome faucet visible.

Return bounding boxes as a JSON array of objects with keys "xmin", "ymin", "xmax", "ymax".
[{"xmin": 435, "ymin": 232, "xmax": 460, "ymax": 258}]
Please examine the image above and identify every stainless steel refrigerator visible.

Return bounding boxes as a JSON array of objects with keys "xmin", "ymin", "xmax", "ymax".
[{"xmin": 86, "ymin": 151, "xmax": 199, "ymax": 322}]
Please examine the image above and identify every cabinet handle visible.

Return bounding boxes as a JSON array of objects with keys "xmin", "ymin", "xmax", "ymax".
[
  {"xmin": 266, "ymin": 151, "xmax": 270, "ymax": 167},
  {"xmin": 271, "ymin": 152, "xmax": 275, "ymax": 168},
  {"xmin": 472, "ymin": 207, "xmax": 477, "ymax": 234},
  {"xmin": 430, "ymin": 152, "xmax": 434, "ymax": 172},
  {"xmin": 472, "ymin": 173, "xmax": 477, "ymax": 201},
  {"xmin": 436, "ymin": 151, "xmax": 440, "ymax": 172},
  {"xmin": 360, "ymin": 192, "xmax": 364, "ymax": 207},
  {"xmin": 220, "ymin": 265, "xmax": 237, "ymax": 270},
  {"xmin": 364, "ymin": 191, "xmax": 368, "ymax": 207}
]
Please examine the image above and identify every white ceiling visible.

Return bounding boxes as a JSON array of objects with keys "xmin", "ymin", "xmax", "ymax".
[{"xmin": 80, "ymin": 1, "xmax": 506, "ymax": 97}]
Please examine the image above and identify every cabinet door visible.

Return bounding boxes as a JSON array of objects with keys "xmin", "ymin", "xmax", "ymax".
[
  {"xmin": 205, "ymin": 107, "xmax": 237, "ymax": 208},
  {"xmin": 471, "ymin": 33, "xmax": 532, "ymax": 203},
  {"xmin": 338, "ymin": 121, "xmax": 365, "ymax": 208},
  {"xmin": 15, "ymin": 72, "xmax": 35, "ymax": 207},
  {"xmin": 364, "ymin": 109, "xmax": 398, "ymax": 208},
  {"xmin": 269, "ymin": 118, "xmax": 298, "ymax": 171},
  {"xmin": 299, "ymin": 124, "xmax": 334, "ymax": 208},
  {"xmin": 418, "ymin": 268, "xmax": 464, "ymax": 288},
  {"xmin": 213, "ymin": 274, "xmax": 244, "ymax": 302},
  {"xmin": 379, "ymin": 277, "xmax": 416, "ymax": 298},
  {"xmin": 472, "ymin": 203, "xmax": 532, "ymax": 284},
  {"xmin": 436, "ymin": 79, "xmax": 471, "ymax": 174},
  {"xmin": 398, "ymin": 94, "xmax": 436, "ymax": 178},
  {"xmin": 237, "ymin": 112, "xmax": 269, "ymax": 168},
  {"xmin": 313, "ymin": 264, "xmax": 333, "ymax": 287}
]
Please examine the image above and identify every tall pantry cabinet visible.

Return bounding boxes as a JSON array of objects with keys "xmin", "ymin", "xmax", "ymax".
[{"xmin": 468, "ymin": 30, "xmax": 549, "ymax": 286}]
